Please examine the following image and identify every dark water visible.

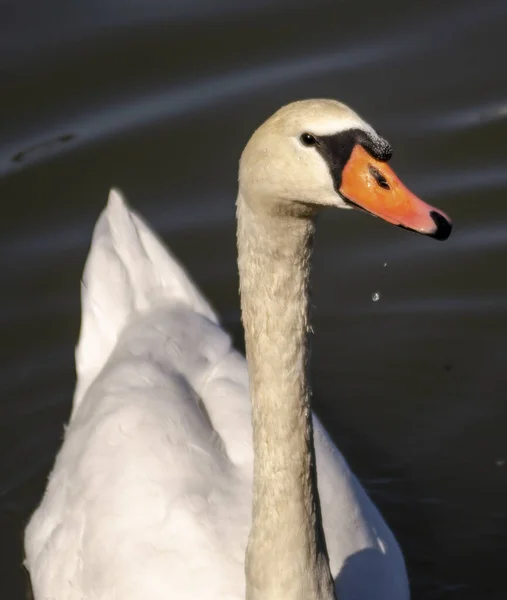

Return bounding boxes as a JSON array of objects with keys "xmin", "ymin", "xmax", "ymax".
[{"xmin": 1, "ymin": 1, "xmax": 507, "ymax": 598}]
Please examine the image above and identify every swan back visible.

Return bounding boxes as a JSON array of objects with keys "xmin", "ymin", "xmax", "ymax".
[
  {"xmin": 25, "ymin": 192, "xmax": 255, "ymax": 600},
  {"xmin": 73, "ymin": 189, "xmax": 217, "ymax": 413}
]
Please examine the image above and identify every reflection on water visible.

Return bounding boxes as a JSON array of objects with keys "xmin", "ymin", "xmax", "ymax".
[{"xmin": 1, "ymin": 1, "xmax": 506, "ymax": 598}]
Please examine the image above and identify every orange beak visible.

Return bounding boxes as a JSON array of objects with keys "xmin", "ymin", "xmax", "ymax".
[{"xmin": 339, "ymin": 145, "xmax": 452, "ymax": 240}]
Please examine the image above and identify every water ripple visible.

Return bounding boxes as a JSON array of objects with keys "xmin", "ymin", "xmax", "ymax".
[
  {"xmin": 389, "ymin": 100, "xmax": 507, "ymax": 136},
  {"xmin": 3, "ymin": 0, "xmax": 506, "ymax": 175}
]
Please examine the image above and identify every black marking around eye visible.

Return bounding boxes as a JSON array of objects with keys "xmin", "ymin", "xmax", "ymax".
[{"xmin": 312, "ymin": 128, "xmax": 392, "ymax": 190}]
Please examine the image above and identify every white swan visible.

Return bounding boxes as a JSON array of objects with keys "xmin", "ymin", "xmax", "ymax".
[{"xmin": 24, "ymin": 99, "xmax": 451, "ymax": 600}]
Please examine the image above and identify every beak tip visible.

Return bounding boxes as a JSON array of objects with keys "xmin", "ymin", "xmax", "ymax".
[{"xmin": 428, "ymin": 210, "xmax": 452, "ymax": 241}]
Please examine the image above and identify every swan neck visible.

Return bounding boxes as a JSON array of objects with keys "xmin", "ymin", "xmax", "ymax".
[{"xmin": 237, "ymin": 193, "xmax": 335, "ymax": 600}]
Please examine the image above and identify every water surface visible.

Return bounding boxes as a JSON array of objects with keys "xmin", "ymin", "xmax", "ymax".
[{"xmin": 1, "ymin": 1, "xmax": 506, "ymax": 598}]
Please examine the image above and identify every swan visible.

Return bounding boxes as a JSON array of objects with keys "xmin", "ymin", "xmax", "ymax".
[{"xmin": 24, "ymin": 99, "xmax": 451, "ymax": 600}]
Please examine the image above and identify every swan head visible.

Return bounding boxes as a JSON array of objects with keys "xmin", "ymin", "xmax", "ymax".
[{"xmin": 239, "ymin": 99, "xmax": 452, "ymax": 240}]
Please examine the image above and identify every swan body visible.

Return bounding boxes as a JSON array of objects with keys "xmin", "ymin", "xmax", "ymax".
[
  {"xmin": 25, "ymin": 99, "xmax": 451, "ymax": 600},
  {"xmin": 25, "ymin": 191, "xmax": 407, "ymax": 599}
]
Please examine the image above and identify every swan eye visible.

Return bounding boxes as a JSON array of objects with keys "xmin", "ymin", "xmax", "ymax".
[
  {"xmin": 369, "ymin": 165, "xmax": 390, "ymax": 190},
  {"xmin": 300, "ymin": 133, "xmax": 317, "ymax": 146}
]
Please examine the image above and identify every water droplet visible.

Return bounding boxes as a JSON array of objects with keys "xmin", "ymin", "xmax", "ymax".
[
  {"xmin": 372, "ymin": 292, "xmax": 381, "ymax": 302},
  {"xmin": 383, "ymin": 262, "xmax": 388, "ymax": 267}
]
